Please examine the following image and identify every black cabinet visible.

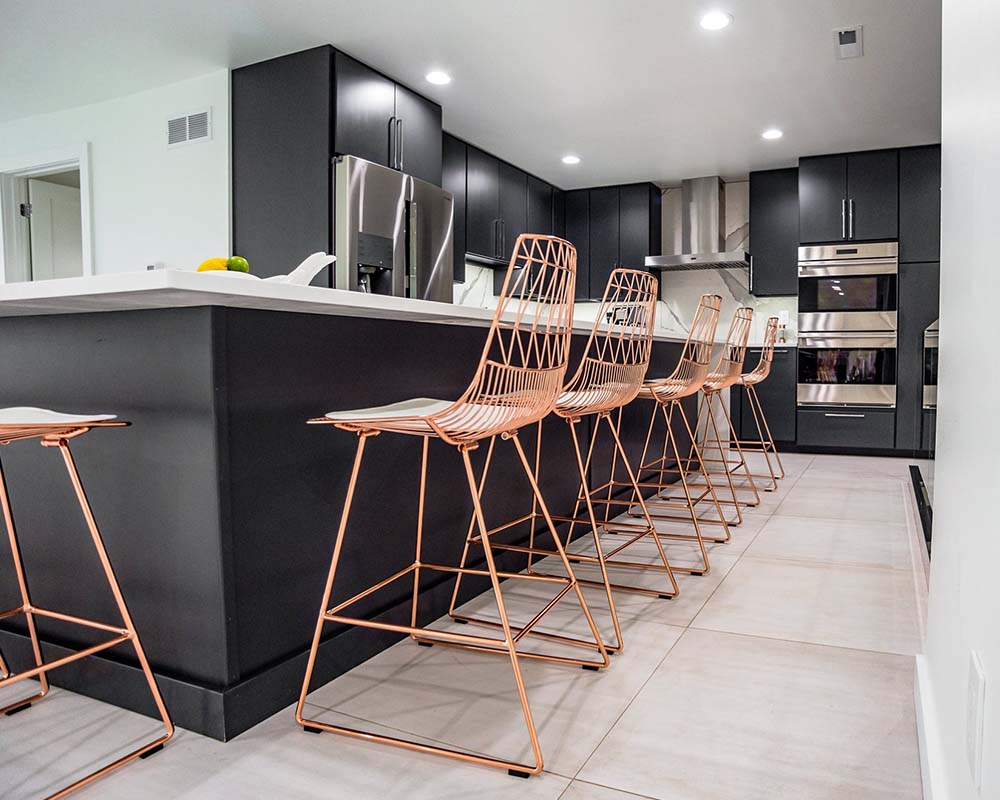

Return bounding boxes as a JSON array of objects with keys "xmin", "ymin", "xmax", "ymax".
[
  {"xmin": 733, "ymin": 346, "xmax": 797, "ymax": 443},
  {"xmin": 619, "ymin": 184, "xmax": 661, "ymax": 270},
  {"xmin": 749, "ymin": 168, "xmax": 798, "ymax": 296},
  {"xmin": 232, "ymin": 46, "xmax": 443, "ymax": 282},
  {"xmin": 552, "ymin": 189, "xmax": 566, "ymax": 238},
  {"xmin": 896, "ymin": 262, "xmax": 940, "ymax": 452},
  {"xmin": 588, "ymin": 187, "xmax": 620, "ymax": 301},
  {"xmin": 465, "ymin": 146, "xmax": 500, "ymax": 259},
  {"xmin": 527, "ymin": 175, "xmax": 553, "ymax": 237},
  {"xmin": 797, "ymin": 407, "xmax": 896, "ymax": 450},
  {"xmin": 393, "ymin": 83, "xmax": 442, "ymax": 186},
  {"xmin": 442, "ymin": 134, "xmax": 467, "ymax": 282},
  {"xmin": 564, "ymin": 190, "xmax": 590, "ymax": 299},
  {"xmin": 899, "ymin": 145, "xmax": 941, "ymax": 263},
  {"xmin": 799, "ymin": 150, "xmax": 898, "ymax": 243},
  {"xmin": 498, "ymin": 162, "xmax": 528, "ymax": 260}
]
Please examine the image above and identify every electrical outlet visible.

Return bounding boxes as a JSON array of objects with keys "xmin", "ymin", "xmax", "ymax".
[{"xmin": 968, "ymin": 651, "xmax": 986, "ymax": 791}]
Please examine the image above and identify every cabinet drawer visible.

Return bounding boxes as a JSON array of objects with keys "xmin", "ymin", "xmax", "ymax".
[{"xmin": 797, "ymin": 407, "xmax": 895, "ymax": 449}]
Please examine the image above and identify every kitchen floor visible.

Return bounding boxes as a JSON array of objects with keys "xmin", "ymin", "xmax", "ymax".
[{"xmin": 0, "ymin": 452, "xmax": 928, "ymax": 799}]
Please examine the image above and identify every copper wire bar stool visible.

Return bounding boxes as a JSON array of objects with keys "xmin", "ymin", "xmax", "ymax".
[
  {"xmin": 0, "ymin": 408, "xmax": 172, "ymax": 799},
  {"xmin": 296, "ymin": 235, "xmax": 608, "ymax": 778},
  {"xmin": 448, "ymin": 269, "xmax": 676, "ymax": 655},
  {"xmin": 621, "ymin": 294, "xmax": 730, "ymax": 575},
  {"xmin": 683, "ymin": 307, "xmax": 762, "ymax": 511},
  {"xmin": 722, "ymin": 316, "xmax": 785, "ymax": 492}
]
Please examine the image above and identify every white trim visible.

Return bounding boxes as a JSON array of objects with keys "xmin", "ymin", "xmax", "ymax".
[
  {"xmin": 915, "ymin": 655, "xmax": 950, "ymax": 800},
  {"xmin": 0, "ymin": 143, "xmax": 94, "ymax": 282}
]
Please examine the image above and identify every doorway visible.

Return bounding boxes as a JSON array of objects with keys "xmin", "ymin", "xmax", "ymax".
[{"xmin": 0, "ymin": 145, "xmax": 92, "ymax": 283}]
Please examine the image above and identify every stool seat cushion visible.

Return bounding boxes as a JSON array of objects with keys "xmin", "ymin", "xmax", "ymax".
[
  {"xmin": 324, "ymin": 397, "xmax": 454, "ymax": 424},
  {"xmin": 0, "ymin": 407, "xmax": 117, "ymax": 426}
]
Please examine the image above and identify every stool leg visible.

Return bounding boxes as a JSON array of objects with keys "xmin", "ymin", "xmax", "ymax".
[
  {"xmin": 409, "ymin": 437, "xmax": 430, "ymax": 634},
  {"xmin": 675, "ymin": 399, "xmax": 732, "ymax": 546},
  {"xmin": 743, "ymin": 385, "xmax": 777, "ymax": 491},
  {"xmin": 716, "ymin": 393, "xmax": 761, "ymax": 507},
  {"xmin": 50, "ymin": 439, "xmax": 173, "ymax": 796},
  {"xmin": 0, "ymin": 453, "xmax": 49, "ymax": 715},
  {"xmin": 297, "ymin": 431, "xmax": 372, "ymax": 725},
  {"xmin": 508, "ymin": 433, "xmax": 610, "ymax": 669},
  {"xmin": 447, "ymin": 436, "xmax": 496, "ymax": 618},
  {"xmin": 748, "ymin": 385, "xmax": 785, "ymax": 481},
  {"xmin": 703, "ymin": 393, "xmax": 746, "ymax": 522}
]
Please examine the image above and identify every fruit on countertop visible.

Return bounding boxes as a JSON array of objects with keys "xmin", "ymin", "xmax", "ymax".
[
  {"xmin": 197, "ymin": 257, "xmax": 229, "ymax": 272},
  {"xmin": 227, "ymin": 255, "xmax": 250, "ymax": 273}
]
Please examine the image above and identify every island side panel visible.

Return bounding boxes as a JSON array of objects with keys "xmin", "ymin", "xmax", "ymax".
[{"xmin": 0, "ymin": 308, "xmax": 232, "ymax": 729}]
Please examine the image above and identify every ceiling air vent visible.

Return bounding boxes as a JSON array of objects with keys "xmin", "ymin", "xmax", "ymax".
[
  {"xmin": 834, "ymin": 25, "xmax": 864, "ymax": 59},
  {"xmin": 167, "ymin": 109, "xmax": 212, "ymax": 148}
]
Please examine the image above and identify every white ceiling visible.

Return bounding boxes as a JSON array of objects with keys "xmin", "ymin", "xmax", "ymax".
[{"xmin": 2, "ymin": 0, "xmax": 941, "ymax": 188}]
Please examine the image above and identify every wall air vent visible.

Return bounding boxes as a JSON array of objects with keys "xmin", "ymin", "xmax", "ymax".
[
  {"xmin": 167, "ymin": 109, "xmax": 212, "ymax": 148},
  {"xmin": 834, "ymin": 26, "xmax": 864, "ymax": 59}
]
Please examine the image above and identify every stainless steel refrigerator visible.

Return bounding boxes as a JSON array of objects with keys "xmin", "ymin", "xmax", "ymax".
[{"xmin": 334, "ymin": 155, "xmax": 454, "ymax": 303}]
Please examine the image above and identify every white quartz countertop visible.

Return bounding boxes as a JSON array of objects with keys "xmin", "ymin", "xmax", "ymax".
[{"xmin": 0, "ymin": 271, "xmax": 691, "ymax": 343}]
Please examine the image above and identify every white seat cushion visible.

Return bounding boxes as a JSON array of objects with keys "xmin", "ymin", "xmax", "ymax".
[
  {"xmin": 324, "ymin": 397, "xmax": 453, "ymax": 422},
  {"xmin": 0, "ymin": 406, "xmax": 117, "ymax": 425}
]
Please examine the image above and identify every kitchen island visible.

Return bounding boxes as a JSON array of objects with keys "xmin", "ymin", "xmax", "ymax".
[{"xmin": 0, "ymin": 272, "xmax": 692, "ymax": 740}]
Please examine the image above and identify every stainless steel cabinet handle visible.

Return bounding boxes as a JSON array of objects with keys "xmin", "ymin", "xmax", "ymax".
[
  {"xmin": 501, "ymin": 220, "xmax": 506, "ymax": 256},
  {"xmin": 749, "ymin": 254, "xmax": 754, "ymax": 293},
  {"xmin": 849, "ymin": 198, "xmax": 855, "ymax": 239},
  {"xmin": 493, "ymin": 220, "xmax": 500, "ymax": 258},
  {"xmin": 824, "ymin": 412, "xmax": 865, "ymax": 418},
  {"xmin": 396, "ymin": 118, "xmax": 404, "ymax": 171},
  {"xmin": 841, "ymin": 199, "xmax": 847, "ymax": 239},
  {"xmin": 388, "ymin": 116, "xmax": 396, "ymax": 170}
]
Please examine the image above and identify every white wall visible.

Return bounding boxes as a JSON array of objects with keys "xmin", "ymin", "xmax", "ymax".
[
  {"xmin": 922, "ymin": 1, "xmax": 1000, "ymax": 797},
  {"xmin": 0, "ymin": 71, "xmax": 230, "ymax": 276}
]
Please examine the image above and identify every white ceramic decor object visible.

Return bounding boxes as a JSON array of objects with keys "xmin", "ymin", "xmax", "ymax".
[{"xmin": 263, "ymin": 253, "xmax": 336, "ymax": 285}]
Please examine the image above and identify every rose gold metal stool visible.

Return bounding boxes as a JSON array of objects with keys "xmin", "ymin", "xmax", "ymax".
[
  {"xmin": 727, "ymin": 316, "xmax": 785, "ymax": 492},
  {"xmin": 296, "ymin": 235, "xmax": 608, "ymax": 778},
  {"xmin": 623, "ymin": 294, "xmax": 730, "ymax": 575},
  {"xmin": 685, "ymin": 307, "xmax": 761, "ymax": 512},
  {"xmin": 0, "ymin": 408, "xmax": 173, "ymax": 799},
  {"xmin": 448, "ymin": 269, "xmax": 675, "ymax": 655}
]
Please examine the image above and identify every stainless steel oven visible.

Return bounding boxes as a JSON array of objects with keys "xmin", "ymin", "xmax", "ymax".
[{"xmin": 797, "ymin": 242, "xmax": 898, "ymax": 408}]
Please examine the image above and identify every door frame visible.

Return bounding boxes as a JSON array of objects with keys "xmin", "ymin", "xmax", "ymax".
[{"xmin": 0, "ymin": 143, "xmax": 93, "ymax": 283}]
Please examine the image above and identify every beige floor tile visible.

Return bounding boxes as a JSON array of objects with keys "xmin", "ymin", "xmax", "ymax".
[
  {"xmin": 692, "ymin": 555, "xmax": 922, "ymax": 655},
  {"xmin": 774, "ymin": 483, "xmax": 908, "ymax": 524},
  {"xmin": 746, "ymin": 515, "xmax": 914, "ymax": 571},
  {"xmin": 561, "ymin": 780, "xmax": 657, "ymax": 799},
  {"xmin": 577, "ymin": 629, "xmax": 922, "ymax": 800}
]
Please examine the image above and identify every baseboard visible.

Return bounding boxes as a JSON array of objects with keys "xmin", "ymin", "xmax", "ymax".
[{"xmin": 915, "ymin": 654, "xmax": 950, "ymax": 800}]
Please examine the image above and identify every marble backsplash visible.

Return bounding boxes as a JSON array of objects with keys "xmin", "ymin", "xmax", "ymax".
[{"xmin": 453, "ymin": 179, "xmax": 798, "ymax": 346}]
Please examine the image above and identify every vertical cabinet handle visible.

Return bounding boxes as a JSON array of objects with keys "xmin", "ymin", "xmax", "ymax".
[
  {"xmin": 841, "ymin": 198, "xmax": 846, "ymax": 239},
  {"xmin": 849, "ymin": 198, "xmax": 855, "ymax": 240},
  {"xmin": 396, "ymin": 118, "xmax": 404, "ymax": 171},
  {"xmin": 493, "ymin": 220, "xmax": 500, "ymax": 258},
  {"xmin": 749, "ymin": 254, "xmax": 754, "ymax": 293},
  {"xmin": 388, "ymin": 116, "xmax": 397, "ymax": 170}
]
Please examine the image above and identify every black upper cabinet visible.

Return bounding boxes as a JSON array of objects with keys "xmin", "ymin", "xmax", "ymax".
[
  {"xmin": 465, "ymin": 146, "xmax": 500, "ymax": 259},
  {"xmin": 799, "ymin": 156, "xmax": 847, "ymax": 243},
  {"xmin": 588, "ymin": 187, "xmax": 620, "ymax": 299},
  {"xmin": 232, "ymin": 47, "xmax": 334, "ymax": 281},
  {"xmin": 799, "ymin": 150, "xmax": 898, "ymax": 243},
  {"xmin": 498, "ymin": 162, "xmax": 528, "ymax": 260},
  {"xmin": 333, "ymin": 51, "xmax": 395, "ymax": 169},
  {"xmin": 552, "ymin": 189, "xmax": 566, "ymax": 238},
  {"xmin": 393, "ymin": 83, "xmax": 442, "ymax": 186},
  {"xmin": 564, "ymin": 190, "xmax": 590, "ymax": 299},
  {"xmin": 749, "ymin": 168, "xmax": 799, "ymax": 297},
  {"xmin": 619, "ymin": 183, "xmax": 661, "ymax": 269},
  {"xmin": 899, "ymin": 145, "xmax": 941, "ymax": 263},
  {"xmin": 527, "ymin": 175, "xmax": 553, "ymax": 237},
  {"xmin": 442, "ymin": 134, "xmax": 467, "ymax": 282},
  {"xmin": 848, "ymin": 150, "xmax": 898, "ymax": 241}
]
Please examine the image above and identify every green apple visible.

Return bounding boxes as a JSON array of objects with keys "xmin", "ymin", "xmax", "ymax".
[{"xmin": 227, "ymin": 255, "xmax": 250, "ymax": 273}]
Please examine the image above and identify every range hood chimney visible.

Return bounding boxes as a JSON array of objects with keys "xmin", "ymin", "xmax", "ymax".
[{"xmin": 646, "ymin": 176, "xmax": 750, "ymax": 271}]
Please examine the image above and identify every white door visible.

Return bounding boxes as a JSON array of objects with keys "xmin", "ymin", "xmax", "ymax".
[{"xmin": 28, "ymin": 178, "xmax": 83, "ymax": 280}]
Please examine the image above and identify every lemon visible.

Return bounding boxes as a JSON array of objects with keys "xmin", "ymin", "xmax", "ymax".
[{"xmin": 197, "ymin": 257, "xmax": 229, "ymax": 272}]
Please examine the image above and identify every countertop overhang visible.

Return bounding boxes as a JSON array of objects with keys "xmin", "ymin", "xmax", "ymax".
[{"xmin": 0, "ymin": 271, "xmax": 690, "ymax": 343}]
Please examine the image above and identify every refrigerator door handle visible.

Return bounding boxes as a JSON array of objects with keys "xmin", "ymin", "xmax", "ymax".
[
  {"xmin": 388, "ymin": 116, "xmax": 396, "ymax": 170},
  {"xmin": 397, "ymin": 118, "xmax": 404, "ymax": 172},
  {"xmin": 407, "ymin": 199, "xmax": 418, "ymax": 298},
  {"xmin": 849, "ymin": 198, "xmax": 855, "ymax": 239}
]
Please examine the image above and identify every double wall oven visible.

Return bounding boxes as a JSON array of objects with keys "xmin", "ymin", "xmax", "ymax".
[{"xmin": 797, "ymin": 242, "xmax": 898, "ymax": 408}]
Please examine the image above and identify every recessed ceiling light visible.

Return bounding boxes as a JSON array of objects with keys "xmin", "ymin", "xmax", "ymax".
[
  {"xmin": 699, "ymin": 10, "xmax": 733, "ymax": 30},
  {"xmin": 761, "ymin": 128, "xmax": 784, "ymax": 140},
  {"xmin": 425, "ymin": 70, "xmax": 451, "ymax": 85},
  {"xmin": 561, "ymin": 154, "xmax": 581, "ymax": 165}
]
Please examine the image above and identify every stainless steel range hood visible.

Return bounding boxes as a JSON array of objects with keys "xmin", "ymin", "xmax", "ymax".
[{"xmin": 646, "ymin": 176, "xmax": 749, "ymax": 271}]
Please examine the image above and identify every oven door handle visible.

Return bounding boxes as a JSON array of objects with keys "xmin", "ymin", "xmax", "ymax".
[
  {"xmin": 824, "ymin": 412, "xmax": 866, "ymax": 418},
  {"xmin": 797, "ymin": 261, "xmax": 898, "ymax": 277},
  {"xmin": 798, "ymin": 335, "xmax": 897, "ymax": 349}
]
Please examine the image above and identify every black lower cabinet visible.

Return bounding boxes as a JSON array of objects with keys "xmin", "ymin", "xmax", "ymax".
[
  {"xmin": 797, "ymin": 407, "xmax": 896, "ymax": 450},
  {"xmin": 896, "ymin": 262, "xmax": 940, "ymax": 452},
  {"xmin": 732, "ymin": 346, "xmax": 796, "ymax": 443}
]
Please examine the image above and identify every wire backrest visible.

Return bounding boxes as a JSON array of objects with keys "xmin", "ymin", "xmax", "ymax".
[
  {"xmin": 430, "ymin": 235, "xmax": 577, "ymax": 442},
  {"xmin": 743, "ymin": 317, "xmax": 779, "ymax": 384},
  {"xmin": 704, "ymin": 307, "xmax": 754, "ymax": 391},
  {"xmin": 558, "ymin": 269, "xmax": 659, "ymax": 416}
]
